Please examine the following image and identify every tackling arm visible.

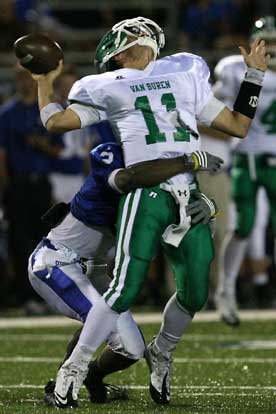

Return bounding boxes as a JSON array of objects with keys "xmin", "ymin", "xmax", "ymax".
[{"xmin": 110, "ymin": 154, "xmax": 223, "ymax": 194}]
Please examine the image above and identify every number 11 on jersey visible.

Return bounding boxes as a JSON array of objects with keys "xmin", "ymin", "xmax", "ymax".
[{"xmin": 135, "ymin": 93, "xmax": 190, "ymax": 145}]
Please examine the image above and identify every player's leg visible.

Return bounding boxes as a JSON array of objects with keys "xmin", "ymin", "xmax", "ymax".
[
  {"xmin": 28, "ymin": 239, "xmax": 99, "ymax": 322},
  {"xmin": 246, "ymin": 188, "xmax": 270, "ymax": 305},
  {"xmin": 57, "ymin": 187, "xmax": 176, "ymax": 405},
  {"xmin": 147, "ymin": 222, "xmax": 214, "ymax": 404},
  {"xmin": 260, "ymin": 163, "xmax": 276, "ymax": 263},
  {"xmin": 29, "ymin": 237, "xmax": 144, "ymax": 405},
  {"xmin": 216, "ymin": 155, "xmax": 257, "ymax": 325}
]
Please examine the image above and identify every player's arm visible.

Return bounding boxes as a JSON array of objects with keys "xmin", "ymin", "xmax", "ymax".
[
  {"xmin": 31, "ymin": 62, "xmax": 100, "ymax": 134},
  {"xmin": 210, "ymin": 38, "xmax": 268, "ymax": 138},
  {"xmin": 31, "ymin": 61, "xmax": 80, "ymax": 133},
  {"xmin": 108, "ymin": 153, "xmax": 224, "ymax": 194}
]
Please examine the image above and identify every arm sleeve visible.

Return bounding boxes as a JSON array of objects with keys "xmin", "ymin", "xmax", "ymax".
[
  {"xmin": 68, "ymin": 79, "xmax": 107, "ymax": 126},
  {"xmin": 68, "ymin": 103, "xmax": 101, "ymax": 128},
  {"xmin": 197, "ymin": 95, "xmax": 226, "ymax": 126}
]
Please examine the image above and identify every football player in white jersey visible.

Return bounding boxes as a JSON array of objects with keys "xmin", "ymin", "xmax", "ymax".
[
  {"xmin": 31, "ymin": 16, "xmax": 268, "ymax": 406},
  {"xmin": 214, "ymin": 16, "xmax": 276, "ymax": 326}
]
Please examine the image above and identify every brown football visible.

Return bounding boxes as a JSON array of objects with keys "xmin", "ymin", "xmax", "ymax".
[{"xmin": 13, "ymin": 33, "xmax": 64, "ymax": 74}]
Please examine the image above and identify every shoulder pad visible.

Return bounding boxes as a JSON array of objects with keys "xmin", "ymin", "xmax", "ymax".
[
  {"xmin": 161, "ymin": 52, "xmax": 206, "ymax": 67},
  {"xmin": 214, "ymin": 55, "xmax": 245, "ymax": 80},
  {"xmin": 90, "ymin": 142, "xmax": 123, "ymax": 167},
  {"xmin": 156, "ymin": 52, "xmax": 210, "ymax": 80}
]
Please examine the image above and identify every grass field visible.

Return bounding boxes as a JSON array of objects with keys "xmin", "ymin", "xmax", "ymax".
[{"xmin": 1, "ymin": 313, "xmax": 276, "ymax": 414}]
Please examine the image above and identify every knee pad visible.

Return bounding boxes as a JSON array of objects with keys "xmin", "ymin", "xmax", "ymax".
[
  {"xmin": 108, "ymin": 311, "xmax": 145, "ymax": 360},
  {"xmin": 177, "ymin": 290, "xmax": 208, "ymax": 314},
  {"xmin": 235, "ymin": 206, "xmax": 255, "ymax": 238}
]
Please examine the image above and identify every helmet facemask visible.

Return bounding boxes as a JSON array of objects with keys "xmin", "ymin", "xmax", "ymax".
[{"xmin": 94, "ymin": 16, "xmax": 165, "ymax": 73}]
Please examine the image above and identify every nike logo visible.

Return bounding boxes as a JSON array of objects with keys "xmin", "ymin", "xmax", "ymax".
[{"xmin": 54, "ymin": 391, "xmax": 67, "ymax": 406}]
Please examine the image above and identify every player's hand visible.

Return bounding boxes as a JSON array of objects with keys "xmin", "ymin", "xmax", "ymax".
[
  {"xmin": 30, "ymin": 60, "xmax": 64, "ymax": 83},
  {"xmin": 239, "ymin": 38, "xmax": 269, "ymax": 72},
  {"xmin": 186, "ymin": 192, "xmax": 218, "ymax": 225},
  {"xmin": 191, "ymin": 151, "xmax": 224, "ymax": 172}
]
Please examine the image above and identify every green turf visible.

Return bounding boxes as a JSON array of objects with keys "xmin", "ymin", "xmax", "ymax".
[{"xmin": 1, "ymin": 320, "xmax": 276, "ymax": 413}]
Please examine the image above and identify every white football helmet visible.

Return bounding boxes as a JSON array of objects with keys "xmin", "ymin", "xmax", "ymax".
[{"xmin": 95, "ymin": 16, "xmax": 165, "ymax": 73}]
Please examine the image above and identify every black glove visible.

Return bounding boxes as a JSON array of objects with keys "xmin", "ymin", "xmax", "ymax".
[
  {"xmin": 184, "ymin": 151, "xmax": 224, "ymax": 172},
  {"xmin": 186, "ymin": 192, "xmax": 218, "ymax": 225}
]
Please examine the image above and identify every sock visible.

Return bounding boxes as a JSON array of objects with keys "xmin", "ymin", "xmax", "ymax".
[
  {"xmin": 219, "ymin": 233, "xmax": 247, "ymax": 294},
  {"xmin": 155, "ymin": 293, "xmax": 194, "ymax": 354},
  {"xmin": 88, "ymin": 346, "xmax": 138, "ymax": 381},
  {"xmin": 60, "ymin": 327, "xmax": 82, "ymax": 367},
  {"xmin": 67, "ymin": 297, "xmax": 119, "ymax": 368}
]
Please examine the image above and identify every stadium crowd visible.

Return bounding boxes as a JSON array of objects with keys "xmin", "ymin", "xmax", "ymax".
[{"xmin": 0, "ymin": 0, "xmax": 275, "ymax": 316}]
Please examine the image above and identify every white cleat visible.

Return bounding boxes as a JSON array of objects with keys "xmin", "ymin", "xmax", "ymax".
[
  {"xmin": 146, "ymin": 340, "xmax": 173, "ymax": 404},
  {"xmin": 54, "ymin": 360, "xmax": 88, "ymax": 408},
  {"xmin": 215, "ymin": 290, "xmax": 240, "ymax": 327}
]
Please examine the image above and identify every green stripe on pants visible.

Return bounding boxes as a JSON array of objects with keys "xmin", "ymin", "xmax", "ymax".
[{"xmin": 104, "ymin": 190, "xmax": 139, "ymax": 304}]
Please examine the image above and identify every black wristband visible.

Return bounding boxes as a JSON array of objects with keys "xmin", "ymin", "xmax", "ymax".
[{"xmin": 233, "ymin": 81, "xmax": 262, "ymax": 119}]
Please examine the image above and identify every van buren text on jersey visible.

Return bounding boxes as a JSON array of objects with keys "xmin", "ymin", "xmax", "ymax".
[{"xmin": 130, "ymin": 80, "xmax": 171, "ymax": 93}]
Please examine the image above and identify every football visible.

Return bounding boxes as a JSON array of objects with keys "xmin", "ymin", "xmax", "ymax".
[{"xmin": 13, "ymin": 33, "xmax": 64, "ymax": 74}]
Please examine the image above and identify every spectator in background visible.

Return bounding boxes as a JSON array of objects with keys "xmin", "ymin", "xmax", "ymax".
[
  {"xmin": 180, "ymin": 0, "xmax": 240, "ymax": 49},
  {"xmin": 0, "ymin": 0, "xmax": 30, "ymax": 51},
  {"xmin": 49, "ymin": 67, "xmax": 95, "ymax": 203},
  {"xmin": 0, "ymin": 66, "xmax": 62, "ymax": 309}
]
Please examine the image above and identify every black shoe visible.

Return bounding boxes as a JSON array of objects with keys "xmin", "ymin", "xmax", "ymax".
[
  {"xmin": 44, "ymin": 380, "xmax": 56, "ymax": 406},
  {"xmin": 84, "ymin": 362, "xmax": 129, "ymax": 403},
  {"xmin": 44, "ymin": 379, "xmax": 78, "ymax": 409}
]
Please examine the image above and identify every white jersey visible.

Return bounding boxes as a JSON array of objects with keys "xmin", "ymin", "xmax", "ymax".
[
  {"xmin": 69, "ymin": 53, "xmax": 224, "ymax": 184},
  {"xmin": 214, "ymin": 55, "xmax": 276, "ymax": 155}
]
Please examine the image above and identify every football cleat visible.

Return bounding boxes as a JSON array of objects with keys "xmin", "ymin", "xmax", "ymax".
[
  {"xmin": 53, "ymin": 361, "xmax": 88, "ymax": 408},
  {"xmin": 146, "ymin": 340, "xmax": 173, "ymax": 404},
  {"xmin": 44, "ymin": 379, "xmax": 78, "ymax": 408},
  {"xmin": 215, "ymin": 289, "xmax": 240, "ymax": 327},
  {"xmin": 84, "ymin": 361, "xmax": 129, "ymax": 403},
  {"xmin": 44, "ymin": 379, "xmax": 56, "ymax": 406}
]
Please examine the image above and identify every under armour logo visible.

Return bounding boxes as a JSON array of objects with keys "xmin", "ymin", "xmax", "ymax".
[
  {"xmin": 249, "ymin": 96, "xmax": 259, "ymax": 107},
  {"xmin": 178, "ymin": 190, "xmax": 187, "ymax": 196},
  {"xmin": 149, "ymin": 191, "xmax": 157, "ymax": 198}
]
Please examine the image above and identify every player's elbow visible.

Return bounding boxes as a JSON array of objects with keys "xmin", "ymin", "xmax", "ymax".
[
  {"xmin": 45, "ymin": 116, "xmax": 66, "ymax": 134},
  {"xmin": 234, "ymin": 125, "xmax": 248, "ymax": 138},
  {"xmin": 116, "ymin": 170, "xmax": 135, "ymax": 193},
  {"xmin": 45, "ymin": 118, "xmax": 57, "ymax": 133}
]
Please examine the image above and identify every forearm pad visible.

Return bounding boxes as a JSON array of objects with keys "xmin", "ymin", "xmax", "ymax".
[
  {"xmin": 233, "ymin": 81, "xmax": 262, "ymax": 119},
  {"xmin": 233, "ymin": 68, "xmax": 264, "ymax": 119}
]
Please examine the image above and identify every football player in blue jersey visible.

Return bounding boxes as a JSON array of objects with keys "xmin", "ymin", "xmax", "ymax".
[{"xmin": 28, "ymin": 138, "xmax": 221, "ymax": 407}]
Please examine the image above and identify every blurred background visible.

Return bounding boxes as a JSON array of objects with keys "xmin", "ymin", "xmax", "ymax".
[{"xmin": 0, "ymin": 0, "xmax": 275, "ymax": 315}]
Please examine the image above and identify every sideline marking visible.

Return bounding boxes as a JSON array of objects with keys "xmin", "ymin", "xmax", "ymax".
[
  {"xmin": 1, "ymin": 310, "xmax": 276, "ymax": 328},
  {"xmin": 1, "ymin": 384, "xmax": 276, "ymax": 390},
  {"xmin": 2, "ymin": 333, "xmax": 276, "ymax": 343},
  {"xmin": 1, "ymin": 356, "xmax": 276, "ymax": 364}
]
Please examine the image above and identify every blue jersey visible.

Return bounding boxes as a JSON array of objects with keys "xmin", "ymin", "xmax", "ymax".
[
  {"xmin": 50, "ymin": 128, "xmax": 91, "ymax": 175},
  {"xmin": 70, "ymin": 142, "xmax": 124, "ymax": 227}
]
